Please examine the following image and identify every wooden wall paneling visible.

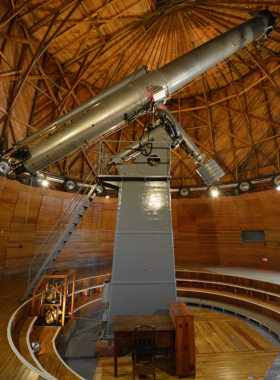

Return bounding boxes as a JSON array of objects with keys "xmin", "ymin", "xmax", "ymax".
[
  {"xmin": 259, "ymin": 194, "xmax": 280, "ymax": 230},
  {"xmin": 79, "ymin": 229, "xmax": 102, "ymax": 267},
  {"xmin": 4, "ymin": 228, "xmax": 36, "ymax": 276},
  {"xmin": 36, "ymin": 195, "xmax": 64, "ymax": 229},
  {"xmin": 11, "ymin": 191, "xmax": 42, "ymax": 228},
  {"xmin": 215, "ymin": 200, "xmax": 240, "ymax": 231},
  {"xmin": 55, "ymin": 229, "xmax": 81, "ymax": 270},
  {"xmin": 196, "ymin": 202, "xmax": 220, "ymax": 265},
  {"xmin": 236, "ymin": 198, "xmax": 264, "ymax": 231},
  {"xmin": 100, "ymin": 230, "xmax": 115, "ymax": 264},
  {"xmin": 173, "ymin": 203, "xmax": 198, "ymax": 263},
  {"xmin": 0, "ymin": 235, "xmax": 8, "ymax": 277},
  {"xmin": 81, "ymin": 202, "xmax": 103, "ymax": 229},
  {"xmin": 215, "ymin": 200, "xmax": 242, "ymax": 266},
  {"xmin": 0, "ymin": 186, "xmax": 19, "ymax": 228},
  {"xmin": 101, "ymin": 202, "xmax": 118, "ymax": 230},
  {"xmin": 58, "ymin": 197, "xmax": 82, "ymax": 229},
  {"xmin": 33, "ymin": 228, "xmax": 63, "ymax": 267}
]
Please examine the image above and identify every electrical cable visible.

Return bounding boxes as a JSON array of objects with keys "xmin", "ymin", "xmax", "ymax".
[
  {"xmin": 25, "ymin": 177, "xmax": 33, "ymax": 236},
  {"xmin": 139, "ymin": 111, "xmax": 153, "ymax": 157}
]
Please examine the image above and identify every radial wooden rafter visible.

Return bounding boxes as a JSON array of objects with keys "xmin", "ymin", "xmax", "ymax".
[{"xmin": 0, "ymin": 0, "xmax": 280, "ymax": 187}]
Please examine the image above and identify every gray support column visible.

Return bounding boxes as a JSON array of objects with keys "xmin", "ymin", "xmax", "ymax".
[{"xmin": 106, "ymin": 180, "xmax": 176, "ymax": 339}]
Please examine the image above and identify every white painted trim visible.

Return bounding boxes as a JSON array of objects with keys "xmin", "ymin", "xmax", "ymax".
[
  {"xmin": 176, "ymin": 280, "xmax": 280, "ymax": 298},
  {"xmin": 52, "ymin": 328, "xmax": 86, "ymax": 380},
  {"xmin": 68, "ymin": 273, "xmax": 111, "ymax": 285},
  {"xmin": 177, "ymin": 288, "xmax": 280, "ymax": 315},
  {"xmin": 73, "ymin": 284, "xmax": 103, "ymax": 295},
  {"xmin": 26, "ymin": 316, "xmax": 47, "ymax": 373},
  {"xmin": 177, "ymin": 296, "xmax": 280, "ymax": 337},
  {"xmin": 7, "ymin": 299, "xmax": 58, "ymax": 380},
  {"xmin": 73, "ymin": 298, "xmax": 102, "ymax": 313}
]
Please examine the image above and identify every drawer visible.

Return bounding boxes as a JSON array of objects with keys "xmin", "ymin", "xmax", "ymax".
[
  {"xmin": 157, "ymin": 332, "xmax": 172, "ymax": 347},
  {"xmin": 117, "ymin": 333, "xmax": 133, "ymax": 347}
]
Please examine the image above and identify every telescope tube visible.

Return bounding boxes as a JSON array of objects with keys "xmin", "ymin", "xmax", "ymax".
[{"xmin": 17, "ymin": 12, "xmax": 271, "ymax": 175}]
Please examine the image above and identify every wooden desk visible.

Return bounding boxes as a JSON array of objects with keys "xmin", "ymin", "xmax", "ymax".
[{"xmin": 112, "ymin": 315, "xmax": 175, "ymax": 378}]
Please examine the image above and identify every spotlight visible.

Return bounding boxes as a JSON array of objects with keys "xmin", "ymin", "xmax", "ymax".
[
  {"xmin": 63, "ymin": 179, "xmax": 77, "ymax": 192},
  {"xmin": 42, "ymin": 180, "xmax": 48, "ymax": 187},
  {"xmin": 238, "ymin": 180, "xmax": 252, "ymax": 194},
  {"xmin": 178, "ymin": 187, "xmax": 192, "ymax": 198},
  {"xmin": 207, "ymin": 185, "xmax": 221, "ymax": 197},
  {"xmin": 95, "ymin": 183, "xmax": 105, "ymax": 196},
  {"xmin": 0, "ymin": 159, "xmax": 10, "ymax": 176},
  {"xmin": 272, "ymin": 174, "xmax": 280, "ymax": 189},
  {"xmin": 105, "ymin": 195, "xmax": 109, "ymax": 198}
]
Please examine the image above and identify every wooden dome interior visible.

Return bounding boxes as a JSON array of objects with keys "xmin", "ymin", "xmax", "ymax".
[{"xmin": 1, "ymin": 0, "xmax": 280, "ymax": 188}]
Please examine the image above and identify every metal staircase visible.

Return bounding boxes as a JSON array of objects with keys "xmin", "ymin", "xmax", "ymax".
[{"xmin": 21, "ymin": 168, "xmax": 98, "ymax": 302}]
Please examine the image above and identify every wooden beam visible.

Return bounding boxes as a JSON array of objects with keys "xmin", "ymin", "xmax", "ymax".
[
  {"xmin": 195, "ymin": 95, "xmax": 280, "ymax": 130},
  {"xmin": 0, "ymin": 0, "xmax": 33, "ymax": 28},
  {"xmin": 201, "ymin": 77, "xmax": 215, "ymax": 153},
  {"xmin": 0, "ymin": 32, "xmax": 40, "ymax": 46},
  {"xmin": 29, "ymin": 0, "xmax": 77, "ymax": 34},
  {"xmin": 0, "ymin": 73, "xmax": 76, "ymax": 81},
  {"xmin": 9, "ymin": 13, "xmax": 59, "ymax": 111},
  {"xmin": 246, "ymin": 46, "xmax": 280, "ymax": 98},
  {"xmin": 188, "ymin": 111, "xmax": 251, "ymax": 147}
]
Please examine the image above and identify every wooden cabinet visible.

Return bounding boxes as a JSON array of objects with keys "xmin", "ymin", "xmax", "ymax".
[{"xmin": 169, "ymin": 302, "xmax": 196, "ymax": 378}]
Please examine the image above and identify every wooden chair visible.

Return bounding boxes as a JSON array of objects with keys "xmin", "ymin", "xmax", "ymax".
[{"xmin": 132, "ymin": 325, "xmax": 157, "ymax": 380}]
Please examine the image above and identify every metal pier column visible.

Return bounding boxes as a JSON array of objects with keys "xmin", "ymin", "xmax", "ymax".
[{"xmin": 106, "ymin": 180, "xmax": 176, "ymax": 339}]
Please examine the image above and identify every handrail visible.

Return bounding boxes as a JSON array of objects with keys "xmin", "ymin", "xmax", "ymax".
[
  {"xmin": 27, "ymin": 165, "xmax": 97, "ymax": 294},
  {"xmin": 36, "ymin": 179, "xmax": 96, "ymax": 268}
]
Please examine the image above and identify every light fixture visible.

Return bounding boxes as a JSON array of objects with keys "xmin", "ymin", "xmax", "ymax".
[
  {"xmin": 63, "ymin": 178, "xmax": 77, "ymax": 192},
  {"xmin": 95, "ymin": 183, "xmax": 105, "ymax": 196},
  {"xmin": 31, "ymin": 342, "xmax": 41, "ymax": 355},
  {"xmin": 207, "ymin": 185, "xmax": 221, "ymax": 197},
  {"xmin": 178, "ymin": 187, "xmax": 192, "ymax": 198},
  {"xmin": 42, "ymin": 180, "xmax": 48, "ymax": 187},
  {"xmin": 105, "ymin": 195, "xmax": 109, "ymax": 198},
  {"xmin": 272, "ymin": 174, "xmax": 280, "ymax": 189},
  {"xmin": 238, "ymin": 180, "xmax": 252, "ymax": 193},
  {"xmin": 196, "ymin": 158, "xmax": 225, "ymax": 186},
  {"xmin": 0, "ymin": 159, "xmax": 10, "ymax": 176}
]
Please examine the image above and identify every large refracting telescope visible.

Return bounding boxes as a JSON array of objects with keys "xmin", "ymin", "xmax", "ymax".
[{"xmin": 0, "ymin": 9, "xmax": 276, "ymax": 186}]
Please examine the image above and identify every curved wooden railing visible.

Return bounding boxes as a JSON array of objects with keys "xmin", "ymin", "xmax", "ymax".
[
  {"xmin": 176, "ymin": 270, "xmax": 280, "ymax": 337},
  {"xmin": 8, "ymin": 269, "xmax": 280, "ymax": 379},
  {"xmin": 8, "ymin": 273, "xmax": 110, "ymax": 380}
]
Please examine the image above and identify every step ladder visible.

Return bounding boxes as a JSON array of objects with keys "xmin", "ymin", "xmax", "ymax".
[{"xmin": 21, "ymin": 168, "xmax": 98, "ymax": 302}]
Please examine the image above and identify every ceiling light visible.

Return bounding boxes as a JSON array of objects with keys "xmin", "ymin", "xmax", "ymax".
[
  {"xmin": 178, "ymin": 187, "xmax": 192, "ymax": 198},
  {"xmin": 207, "ymin": 185, "xmax": 220, "ymax": 197},
  {"xmin": 238, "ymin": 180, "xmax": 252, "ymax": 193},
  {"xmin": 105, "ymin": 195, "xmax": 109, "ymax": 198},
  {"xmin": 0, "ymin": 159, "xmax": 10, "ymax": 176},
  {"xmin": 63, "ymin": 179, "xmax": 77, "ymax": 192},
  {"xmin": 42, "ymin": 180, "xmax": 48, "ymax": 187},
  {"xmin": 272, "ymin": 174, "xmax": 280, "ymax": 189},
  {"xmin": 95, "ymin": 183, "xmax": 105, "ymax": 196}
]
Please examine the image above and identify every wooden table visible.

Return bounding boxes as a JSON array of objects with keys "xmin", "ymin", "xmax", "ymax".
[{"xmin": 112, "ymin": 315, "xmax": 175, "ymax": 378}]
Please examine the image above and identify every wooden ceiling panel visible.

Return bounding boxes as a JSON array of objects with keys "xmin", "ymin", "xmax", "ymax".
[{"xmin": 1, "ymin": 0, "xmax": 280, "ymax": 186}]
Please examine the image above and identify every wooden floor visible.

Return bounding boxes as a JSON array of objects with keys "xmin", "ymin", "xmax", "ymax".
[
  {"xmin": 31, "ymin": 326, "xmax": 80, "ymax": 380},
  {"xmin": 94, "ymin": 309, "xmax": 280, "ymax": 380},
  {"xmin": 1, "ymin": 263, "xmax": 278, "ymax": 380},
  {"xmin": 0, "ymin": 264, "xmax": 111, "ymax": 380}
]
